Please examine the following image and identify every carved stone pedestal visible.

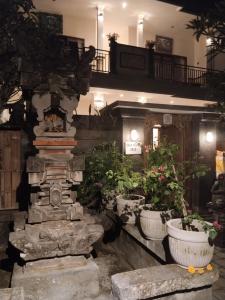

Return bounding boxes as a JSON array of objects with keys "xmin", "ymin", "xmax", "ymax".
[
  {"xmin": 9, "ymin": 90, "xmax": 104, "ymax": 299},
  {"xmin": 11, "ymin": 256, "xmax": 100, "ymax": 300}
]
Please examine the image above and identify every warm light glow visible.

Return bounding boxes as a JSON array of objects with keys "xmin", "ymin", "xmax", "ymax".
[
  {"xmin": 94, "ymin": 94, "xmax": 105, "ymax": 110},
  {"xmin": 119, "ymin": 93, "xmax": 124, "ymax": 97},
  {"xmin": 130, "ymin": 129, "xmax": 139, "ymax": 141},
  {"xmin": 138, "ymin": 15, "xmax": 144, "ymax": 26},
  {"xmin": 153, "ymin": 127, "xmax": 159, "ymax": 149},
  {"xmin": 122, "ymin": 2, "xmax": 127, "ymax": 9},
  {"xmin": 206, "ymin": 38, "xmax": 212, "ymax": 46},
  {"xmin": 0, "ymin": 109, "xmax": 10, "ymax": 124},
  {"xmin": 170, "ymin": 100, "xmax": 174, "ymax": 104},
  {"xmin": 206, "ymin": 131, "xmax": 214, "ymax": 143},
  {"xmin": 176, "ymin": 6, "xmax": 182, "ymax": 11},
  {"xmin": 138, "ymin": 96, "xmax": 147, "ymax": 104}
]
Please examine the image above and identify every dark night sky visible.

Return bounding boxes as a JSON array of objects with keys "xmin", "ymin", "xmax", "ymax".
[{"xmin": 157, "ymin": 0, "xmax": 223, "ymax": 14}]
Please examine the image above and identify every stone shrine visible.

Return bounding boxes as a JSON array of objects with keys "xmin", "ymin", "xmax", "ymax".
[{"xmin": 9, "ymin": 45, "xmax": 104, "ymax": 300}]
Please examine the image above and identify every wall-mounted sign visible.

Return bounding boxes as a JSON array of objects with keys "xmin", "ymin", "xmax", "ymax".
[
  {"xmin": 125, "ymin": 141, "xmax": 142, "ymax": 155},
  {"xmin": 163, "ymin": 113, "xmax": 172, "ymax": 125}
]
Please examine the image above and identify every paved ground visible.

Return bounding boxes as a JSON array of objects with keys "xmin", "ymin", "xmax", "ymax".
[{"xmin": 212, "ymin": 247, "xmax": 225, "ymax": 300}]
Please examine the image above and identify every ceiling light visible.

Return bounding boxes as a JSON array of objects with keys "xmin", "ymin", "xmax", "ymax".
[
  {"xmin": 94, "ymin": 94, "xmax": 105, "ymax": 110},
  {"xmin": 122, "ymin": 2, "xmax": 127, "ymax": 9},
  {"xmin": 119, "ymin": 93, "xmax": 124, "ymax": 97},
  {"xmin": 138, "ymin": 96, "xmax": 147, "ymax": 104},
  {"xmin": 176, "ymin": 6, "xmax": 182, "ymax": 11},
  {"xmin": 170, "ymin": 100, "xmax": 174, "ymax": 104}
]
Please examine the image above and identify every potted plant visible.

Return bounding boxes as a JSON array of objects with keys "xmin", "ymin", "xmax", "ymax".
[
  {"xmin": 167, "ymin": 214, "xmax": 221, "ymax": 268},
  {"xmin": 115, "ymin": 170, "xmax": 145, "ymax": 224},
  {"xmin": 140, "ymin": 141, "xmax": 211, "ymax": 243},
  {"xmin": 160, "ymin": 147, "xmax": 222, "ymax": 268},
  {"xmin": 140, "ymin": 142, "xmax": 180, "ymax": 240}
]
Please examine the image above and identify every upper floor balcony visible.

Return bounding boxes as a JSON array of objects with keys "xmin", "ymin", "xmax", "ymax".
[{"xmin": 89, "ymin": 40, "xmax": 220, "ymax": 101}]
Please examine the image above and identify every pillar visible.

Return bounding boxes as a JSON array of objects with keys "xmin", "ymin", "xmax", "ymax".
[{"xmin": 137, "ymin": 15, "xmax": 144, "ymax": 47}]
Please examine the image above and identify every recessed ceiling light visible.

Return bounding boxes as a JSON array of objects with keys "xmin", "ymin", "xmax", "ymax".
[
  {"xmin": 176, "ymin": 6, "xmax": 182, "ymax": 11},
  {"xmin": 138, "ymin": 96, "xmax": 147, "ymax": 104},
  {"xmin": 170, "ymin": 100, "xmax": 174, "ymax": 104},
  {"xmin": 119, "ymin": 93, "xmax": 124, "ymax": 97},
  {"xmin": 122, "ymin": 2, "xmax": 127, "ymax": 9}
]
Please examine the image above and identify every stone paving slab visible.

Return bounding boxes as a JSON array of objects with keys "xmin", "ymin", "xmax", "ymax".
[
  {"xmin": 0, "ymin": 287, "xmax": 24, "ymax": 300},
  {"xmin": 112, "ymin": 264, "xmax": 219, "ymax": 300}
]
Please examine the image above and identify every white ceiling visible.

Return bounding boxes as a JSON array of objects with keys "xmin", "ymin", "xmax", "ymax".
[
  {"xmin": 33, "ymin": 0, "xmax": 193, "ymax": 34},
  {"xmin": 76, "ymin": 87, "xmax": 217, "ymax": 115}
]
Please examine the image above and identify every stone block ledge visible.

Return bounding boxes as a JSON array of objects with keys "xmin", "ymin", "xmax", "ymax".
[
  {"xmin": 0, "ymin": 287, "xmax": 24, "ymax": 300},
  {"xmin": 123, "ymin": 224, "xmax": 166, "ymax": 262},
  {"xmin": 111, "ymin": 264, "xmax": 219, "ymax": 300}
]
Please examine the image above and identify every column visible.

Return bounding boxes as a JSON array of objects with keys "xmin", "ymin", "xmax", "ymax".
[
  {"xmin": 137, "ymin": 15, "xmax": 144, "ymax": 47},
  {"xmin": 97, "ymin": 6, "xmax": 104, "ymax": 50}
]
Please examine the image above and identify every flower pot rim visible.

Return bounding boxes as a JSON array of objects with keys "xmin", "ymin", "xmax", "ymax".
[
  {"xmin": 167, "ymin": 218, "xmax": 212, "ymax": 242},
  {"xmin": 116, "ymin": 194, "xmax": 145, "ymax": 201}
]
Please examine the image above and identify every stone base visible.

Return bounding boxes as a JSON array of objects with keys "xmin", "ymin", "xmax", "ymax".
[
  {"xmin": 9, "ymin": 219, "xmax": 104, "ymax": 261},
  {"xmin": 11, "ymin": 256, "xmax": 100, "ymax": 300},
  {"xmin": 0, "ymin": 287, "xmax": 24, "ymax": 300},
  {"xmin": 112, "ymin": 264, "xmax": 219, "ymax": 300}
]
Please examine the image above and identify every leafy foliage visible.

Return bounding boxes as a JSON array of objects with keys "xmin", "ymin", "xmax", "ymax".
[
  {"xmin": 187, "ymin": 1, "xmax": 225, "ymax": 56},
  {"xmin": 187, "ymin": 1, "xmax": 225, "ymax": 110},
  {"xmin": 77, "ymin": 142, "xmax": 144, "ymax": 207},
  {"xmin": 181, "ymin": 213, "xmax": 222, "ymax": 246},
  {"xmin": 0, "ymin": 0, "xmax": 42, "ymax": 109},
  {"xmin": 144, "ymin": 140, "xmax": 209, "ymax": 213}
]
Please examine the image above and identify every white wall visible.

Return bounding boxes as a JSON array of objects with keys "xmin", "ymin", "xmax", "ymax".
[
  {"xmin": 63, "ymin": 15, "xmax": 96, "ymax": 48},
  {"xmin": 128, "ymin": 25, "xmax": 204, "ymax": 67},
  {"xmin": 194, "ymin": 36, "xmax": 207, "ymax": 68}
]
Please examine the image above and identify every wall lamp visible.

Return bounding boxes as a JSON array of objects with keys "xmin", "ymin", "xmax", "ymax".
[
  {"xmin": 130, "ymin": 129, "xmax": 139, "ymax": 141},
  {"xmin": 206, "ymin": 131, "xmax": 215, "ymax": 143}
]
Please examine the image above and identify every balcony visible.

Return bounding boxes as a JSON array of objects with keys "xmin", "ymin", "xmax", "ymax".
[{"xmin": 89, "ymin": 41, "xmax": 218, "ymax": 90}]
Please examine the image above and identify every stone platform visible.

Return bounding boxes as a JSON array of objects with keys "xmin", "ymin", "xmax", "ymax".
[
  {"xmin": 11, "ymin": 256, "xmax": 100, "ymax": 300},
  {"xmin": 10, "ymin": 219, "xmax": 103, "ymax": 261}
]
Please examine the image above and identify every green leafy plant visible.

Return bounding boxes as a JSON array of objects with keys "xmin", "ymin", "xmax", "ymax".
[
  {"xmin": 77, "ymin": 142, "xmax": 140, "ymax": 206},
  {"xmin": 143, "ymin": 140, "xmax": 209, "ymax": 214},
  {"xmin": 181, "ymin": 213, "xmax": 222, "ymax": 246}
]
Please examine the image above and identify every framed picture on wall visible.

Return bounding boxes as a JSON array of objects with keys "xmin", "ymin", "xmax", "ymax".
[{"xmin": 155, "ymin": 35, "xmax": 173, "ymax": 54}]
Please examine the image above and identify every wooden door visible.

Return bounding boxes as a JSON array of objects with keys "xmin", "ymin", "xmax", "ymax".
[{"xmin": 0, "ymin": 130, "xmax": 21, "ymax": 209}]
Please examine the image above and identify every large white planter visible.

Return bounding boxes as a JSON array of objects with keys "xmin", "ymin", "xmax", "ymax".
[
  {"xmin": 116, "ymin": 194, "xmax": 145, "ymax": 224},
  {"xmin": 167, "ymin": 218, "xmax": 214, "ymax": 268},
  {"xmin": 140, "ymin": 206, "xmax": 170, "ymax": 240}
]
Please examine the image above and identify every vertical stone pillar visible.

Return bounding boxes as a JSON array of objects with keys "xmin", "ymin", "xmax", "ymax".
[
  {"xmin": 97, "ymin": 6, "xmax": 104, "ymax": 50},
  {"xmin": 137, "ymin": 15, "xmax": 144, "ymax": 47}
]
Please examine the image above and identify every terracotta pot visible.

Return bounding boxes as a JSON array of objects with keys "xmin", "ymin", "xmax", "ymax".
[
  {"xmin": 116, "ymin": 194, "xmax": 145, "ymax": 224},
  {"xmin": 167, "ymin": 218, "xmax": 214, "ymax": 268},
  {"xmin": 140, "ymin": 205, "xmax": 170, "ymax": 240}
]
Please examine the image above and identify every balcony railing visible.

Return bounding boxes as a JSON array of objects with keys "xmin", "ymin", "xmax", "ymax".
[
  {"xmin": 90, "ymin": 49, "xmax": 110, "ymax": 73},
  {"xmin": 89, "ymin": 43, "xmax": 218, "ymax": 87},
  {"xmin": 154, "ymin": 62, "xmax": 209, "ymax": 86}
]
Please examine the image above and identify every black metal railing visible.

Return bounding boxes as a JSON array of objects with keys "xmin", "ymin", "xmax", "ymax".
[
  {"xmin": 154, "ymin": 62, "xmax": 210, "ymax": 86},
  {"xmin": 90, "ymin": 49, "xmax": 110, "ymax": 73},
  {"xmin": 89, "ymin": 45, "xmax": 218, "ymax": 87}
]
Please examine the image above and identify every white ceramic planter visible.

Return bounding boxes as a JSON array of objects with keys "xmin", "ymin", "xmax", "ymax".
[
  {"xmin": 167, "ymin": 218, "xmax": 214, "ymax": 268},
  {"xmin": 116, "ymin": 194, "xmax": 145, "ymax": 224},
  {"xmin": 140, "ymin": 206, "xmax": 170, "ymax": 240}
]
